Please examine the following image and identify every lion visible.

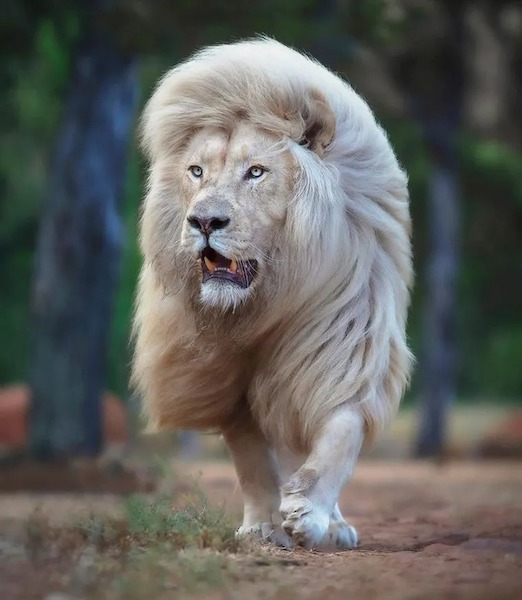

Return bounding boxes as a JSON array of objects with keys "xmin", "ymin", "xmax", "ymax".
[{"xmin": 132, "ymin": 38, "xmax": 413, "ymax": 551}]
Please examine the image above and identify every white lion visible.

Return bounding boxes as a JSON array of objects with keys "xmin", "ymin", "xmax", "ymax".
[{"xmin": 132, "ymin": 38, "xmax": 413, "ymax": 550}]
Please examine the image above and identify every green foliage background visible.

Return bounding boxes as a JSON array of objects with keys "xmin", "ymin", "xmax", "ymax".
[{"xmin": 1, "ymin": 4, "xmax": 521, "ymax": 403}]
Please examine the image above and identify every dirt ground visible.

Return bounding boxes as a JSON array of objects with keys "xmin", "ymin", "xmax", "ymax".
[{"xmin": 1, "ymin": 458, "xmax": 521, "ymax": 599}]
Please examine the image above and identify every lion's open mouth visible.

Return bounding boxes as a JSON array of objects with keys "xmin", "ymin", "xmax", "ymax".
[{"xmin": 200, "ymin": 246, "xmax": 257, "ymax": 289}]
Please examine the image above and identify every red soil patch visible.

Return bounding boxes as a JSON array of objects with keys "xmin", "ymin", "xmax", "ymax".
[
  {"xmin": 0, "ymin": 384, "xmax": 128, "ymax": 451},
  {"xmin": 0, "ymin": 385, "xmax": 142, "ymax": 493},
  {"xmin": 477, "ymin": 409, "xmax": 522, "ymax": 458}
]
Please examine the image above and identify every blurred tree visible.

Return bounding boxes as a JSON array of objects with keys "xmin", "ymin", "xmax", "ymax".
[
  {"xmin": 397, "ymin": 1, "xmax": 465, "ymax": 457},
  {"xmin": 29, "ymin": 1, "xmax": 138, "ymax": 458}
]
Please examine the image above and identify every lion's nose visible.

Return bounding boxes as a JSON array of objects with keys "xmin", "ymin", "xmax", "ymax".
[{"xmin": 187, "ymin": 215, "xmax": 230, "ymax": 235}]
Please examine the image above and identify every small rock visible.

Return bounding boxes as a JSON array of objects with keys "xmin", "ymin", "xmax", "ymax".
[{"xmin": 420, "ymin": 543, "xmax": 452, "ymax": 556}]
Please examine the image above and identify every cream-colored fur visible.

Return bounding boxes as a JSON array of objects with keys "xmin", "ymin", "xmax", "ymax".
[{"xmin": 133, "ymin": 38, "xmax": 413, "ymax": 550}]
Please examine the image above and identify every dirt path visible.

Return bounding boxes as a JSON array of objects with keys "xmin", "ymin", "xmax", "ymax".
[{"xmin": 1, "ymin": 460, "xmax": 521, "ymax": 599}]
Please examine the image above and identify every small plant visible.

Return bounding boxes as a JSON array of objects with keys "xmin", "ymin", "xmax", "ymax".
[
  {"xmin": 123, "ymin": 481, "xmax": 240, "ymax": 552},
  {"xmin": 23, "ymin": 507, "xmax": 49, "ymax": 560},
  {"xmin": 17, "ymin": 482, "xmax": 247, "ymax": 599}
]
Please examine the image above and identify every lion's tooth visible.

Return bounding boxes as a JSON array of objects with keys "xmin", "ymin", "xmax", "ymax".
[
  {"xmin": 229, "ymin": 259, "xmax": 238, "ymax": 273},
  {"xmin": 204, "ymin": 256, "xmax": 216, "ymax": 272}
]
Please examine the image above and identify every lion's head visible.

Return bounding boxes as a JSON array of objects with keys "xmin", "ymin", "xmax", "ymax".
[
  {"xmin": 174, "ymin": 123, "xmax": 294, "ymax": 310},
  {"xmin": 138, "ymin": 40, "xmax": 344, "ymax": 314}
]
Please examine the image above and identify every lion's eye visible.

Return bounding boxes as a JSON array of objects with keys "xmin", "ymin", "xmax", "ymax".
[
  {"xmin": 247, "ymin": 166, "xmax": 266, "ymax": 179},
  {"xmin": 189, "ymin": 165, "xmax": 203, "ymax": 178}
]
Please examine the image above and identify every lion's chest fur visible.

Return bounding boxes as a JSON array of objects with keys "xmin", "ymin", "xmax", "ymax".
[{"xmin": 145, "ymin": 313, "xmax": 296, "ymax": 439}]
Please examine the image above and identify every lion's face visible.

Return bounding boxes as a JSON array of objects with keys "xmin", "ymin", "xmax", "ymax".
[{"xmin": 176, "ymin": 123, "xmax": 294, "ymax": 309}]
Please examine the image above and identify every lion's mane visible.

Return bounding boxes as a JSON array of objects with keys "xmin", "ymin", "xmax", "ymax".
[{"xmin": 133, "ymin": 38, "xmax": 413, "ymax": 452}]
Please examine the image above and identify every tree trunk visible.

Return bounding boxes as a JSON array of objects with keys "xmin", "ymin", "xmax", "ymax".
[
  {"xmin": 414, "ymin": 1, "xmax": 465, "ymax": 457},
  {"xmin": 29, "ymin": 24, "xmax": 138, "ymax": 459},
  {"xmin": 416, "ymin": 164, "xmax": 460, "ymax": 456}
]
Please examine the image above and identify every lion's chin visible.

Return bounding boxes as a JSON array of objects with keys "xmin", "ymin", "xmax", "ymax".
[{"xmin": 199, "ymin": 279, "xmax": 253, "ymax": 311}]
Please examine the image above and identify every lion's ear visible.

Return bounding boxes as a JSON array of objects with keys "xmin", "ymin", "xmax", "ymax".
[{"xmin": 299, "ymin": 89, "xmax": 336, "ymax": 157}]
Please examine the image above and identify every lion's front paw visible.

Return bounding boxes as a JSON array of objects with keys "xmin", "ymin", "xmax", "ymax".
[
  {"xmin": 279, "ymin": 495, "xmax": 330, "ymax": 549},
  {"xmin": 236, "ymin": 522, "xmax": 293, "ymax": 548},
  {"xmin": 317, "ymin": 520, "xmax": 358, "ymax": 551}
]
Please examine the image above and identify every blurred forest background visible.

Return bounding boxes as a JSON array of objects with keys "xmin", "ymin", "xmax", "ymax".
[{"xmin": 0, "ymin": 0, "xmax": 521, "ymax": 459}]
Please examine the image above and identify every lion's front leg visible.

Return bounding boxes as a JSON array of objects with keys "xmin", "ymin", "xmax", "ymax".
[
  {"xmin": 279, "ymin": 407, "xmax": 363, "ymax": 550},
  {"xmin": 223, "ymin": 419, "xmax": 292, "ymax": 548},
  {"xmin": 319, "ymin": 503, "xmax": 359, "ymax": 551}
]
